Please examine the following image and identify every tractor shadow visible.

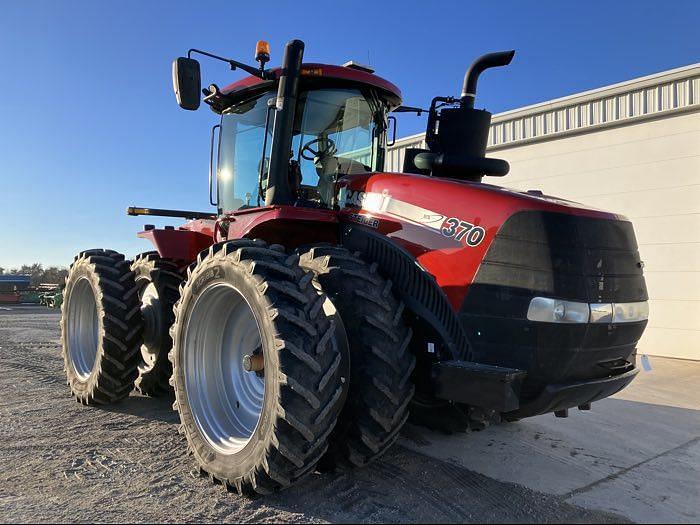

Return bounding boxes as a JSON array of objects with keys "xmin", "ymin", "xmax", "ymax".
[
  {"xmin": 98, "ymin": 393, "xmax": 179, "ymax": 424},
  {"xmin": 247, "ymin": 442, "xmax": 630, "ymax": 524},
  {"xmin": 247, "ymin": 396, "xmax": 700, "ymax": 523}
]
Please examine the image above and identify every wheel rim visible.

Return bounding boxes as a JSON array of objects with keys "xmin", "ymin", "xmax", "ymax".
[
  {"xmin": 66, "ymin": 277, "xmax": 99, "ymax": 380},
  {"xmin": 184, "ymin": 282, "xmax": 265, "ymax": 455},
  {"xmin": 139, "ymin": 280, "xmax": 162, "ymax": 371}
]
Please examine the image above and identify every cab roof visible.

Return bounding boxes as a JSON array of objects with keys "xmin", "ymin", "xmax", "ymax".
[{"xmin": 220, "ymin": 63, "xmax": 402, "ymax": 106}]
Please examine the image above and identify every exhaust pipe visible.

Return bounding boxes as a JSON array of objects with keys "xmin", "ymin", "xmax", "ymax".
[
  {"xmin": 265, "ymin": 39, "xmax": 305, "ymax": 206},
  {"xmin": 460, "ymin": 50, "xmax": 515, "ymax": 108}
]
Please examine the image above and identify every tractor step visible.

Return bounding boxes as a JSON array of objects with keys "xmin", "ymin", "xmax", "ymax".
[{"xmin": 432, "ymin": 361, "xmax": 527, "ymax": 412}]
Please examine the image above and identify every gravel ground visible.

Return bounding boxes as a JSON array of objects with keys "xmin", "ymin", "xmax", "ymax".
[{"xmin": 0, "ymin": 305, "xmax": 628, "ymax": 523}]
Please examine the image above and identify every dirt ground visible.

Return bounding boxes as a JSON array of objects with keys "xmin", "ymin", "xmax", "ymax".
[{"xmin": 0, "ymin": 305, "xmax": 628, "ymax": 523}]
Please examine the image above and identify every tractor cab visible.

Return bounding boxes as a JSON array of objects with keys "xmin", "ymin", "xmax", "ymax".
[
  {"xmin": 172, "ymin": 41, "xmax": 401, "ymax": 215},
  {"xmin": 216, "ymin": 84, "xmax": 387, "ymax": 212}
]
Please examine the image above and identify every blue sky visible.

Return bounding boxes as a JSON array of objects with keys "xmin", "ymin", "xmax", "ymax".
[{"xmin": 1, "ymin": 0, "xmax": 698, "ymax": 268}]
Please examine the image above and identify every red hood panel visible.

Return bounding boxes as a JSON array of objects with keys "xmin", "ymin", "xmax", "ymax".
[{"xmin": 338, "ymin": 172, "xmax": 625, "ymax": 309}]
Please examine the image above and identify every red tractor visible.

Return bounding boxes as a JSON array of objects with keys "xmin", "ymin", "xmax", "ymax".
[{"xmin": 60, "ymin": 40, "xmax": 649, "ymax": 495}]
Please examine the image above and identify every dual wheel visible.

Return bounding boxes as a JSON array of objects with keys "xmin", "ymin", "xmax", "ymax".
[
  {"xmin": 60, "ymin": 250, "xmax": 181, "ymax": 404},
  {"xmin": 60, "ymin": 241, "xmax": 415, "ymax": 494}
]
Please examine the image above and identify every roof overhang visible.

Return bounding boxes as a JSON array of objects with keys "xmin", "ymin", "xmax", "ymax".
[{"xmin": 211, "ymin": 63, "xmax": 402, "ymax": 111}]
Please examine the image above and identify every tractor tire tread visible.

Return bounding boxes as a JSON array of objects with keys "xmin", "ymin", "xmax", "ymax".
[
  {"xmin": 60, "ymin": 249, "xmax": 143, "ymax": 405},
  {"xmin": 131, "ymin": 252, "xmax": 183, "ymax": 397},
  {"xmin": 298, "ymin": 245, "xmax": 415, "ymax": 469},
  {"xmin": 170, "ymin": 239, "xmax": 344, "ymax": 495}
]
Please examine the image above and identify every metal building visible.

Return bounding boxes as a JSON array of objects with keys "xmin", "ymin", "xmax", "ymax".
[{"xmin": 387, "ymin": 63, "xmax": 700, "ymax": 361}]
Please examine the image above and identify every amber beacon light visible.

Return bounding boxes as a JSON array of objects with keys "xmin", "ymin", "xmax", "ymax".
[{"xmin": 255, "ymin": 40, "xmax": 270, "ymax": 68}]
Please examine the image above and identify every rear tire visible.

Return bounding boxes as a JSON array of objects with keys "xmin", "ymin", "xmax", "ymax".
[
  {"xmin": 299, "ymin": 245, "xmax": 415, "ymax": 468},
  {"xmin": 170, "ymin": 239, "xmax": 345, "ymax": 495},
  {"xmin": 131, "ymin": 252, "xmax": 182, "ymax": 397},
  {"xmin": 60, "ymin": 249, "xmax": 143, "ymax": 405}
]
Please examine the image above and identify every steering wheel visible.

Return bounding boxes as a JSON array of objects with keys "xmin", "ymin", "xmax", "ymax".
[{"xmin": 301, "ymin": 137, "xmax": 337, "ymax": 161}]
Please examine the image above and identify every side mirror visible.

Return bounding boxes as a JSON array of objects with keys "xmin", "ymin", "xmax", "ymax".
[
  {"xmin": 387, "ymin": 115, "xmax": 397, "ymax": 147},
  {"xmin": 172, "ymin": 57, "xmax": 201, "ymax": 110}
]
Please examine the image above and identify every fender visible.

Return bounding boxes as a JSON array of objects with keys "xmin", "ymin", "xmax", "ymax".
[
  {"xmin": 138, "ymin": 225, "xmax": 214, "ymax": 262},
  {"xmin": 225, "ymin": 206, "xmax": 338, "ymax": 248},
  {"xmin": 340, "ymin": 223, "xmax": 471, "ymax": 361},
  {"xmin": 138, "ymin": 207, "xmax": 340, "ymax": 262}
]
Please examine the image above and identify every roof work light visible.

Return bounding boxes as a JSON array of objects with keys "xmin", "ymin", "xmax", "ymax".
[{"xmin": 255, "ymin": 40, "xmax": 270, "ymax": 69}]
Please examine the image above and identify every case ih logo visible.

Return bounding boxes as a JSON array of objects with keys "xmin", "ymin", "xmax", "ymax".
[{"xmin": 342, "ymin": 189, "xmax": 369, "ymax": 208}]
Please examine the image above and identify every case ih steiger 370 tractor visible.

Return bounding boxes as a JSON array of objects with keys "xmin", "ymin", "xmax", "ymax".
[{"xmin": 60, "ymin": 39, "xmax": 649, "ymax": 495}]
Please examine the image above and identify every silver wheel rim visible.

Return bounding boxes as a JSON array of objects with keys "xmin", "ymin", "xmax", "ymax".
[
  {"xmin": 139, "ymin": 281, "xmax": 161, "ymax": 371},
  {"xmin": 184, "ymin": 282, "xmax": 265, "ymax": 455},
  {"xmin": 66, "ymin": 277, "xmax": 99, "ymax": 380}
]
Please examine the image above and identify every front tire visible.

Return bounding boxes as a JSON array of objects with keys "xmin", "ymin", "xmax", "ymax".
[
  {"xmin": 170, "ymin": 240, "xmax": 345, "ymax": 495},
  {"xmin": 60, "ymin": 249, "xmax": 143, "ymax": 405},
  {"xmin": 299, "ymin": 246, "xmax": 415, "ymax": 468}
]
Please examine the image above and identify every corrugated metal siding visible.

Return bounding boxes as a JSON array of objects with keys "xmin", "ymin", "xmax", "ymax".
[
  {"xmin": 488, "ymin": 76, "xmax": 699, "ymax": 148},
  {"xmin": 385, "ymin": 134, "xmax": 426, "ymax": 173},
  {"xmin": 386, "ymin": 64, "xmax": 700, "ymax": 171}
]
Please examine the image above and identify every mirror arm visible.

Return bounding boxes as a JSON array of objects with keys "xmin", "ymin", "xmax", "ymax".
[
  {"xmin": 393, "ymin": 105, "xmax": 428, "ymax": 116},
  {"xmin": 188, "ymin": 49, "xmax": 271, "ymax": 79}
]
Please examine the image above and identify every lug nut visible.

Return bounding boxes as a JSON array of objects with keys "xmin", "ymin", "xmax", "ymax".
[{"xmin": 243, "ymin": 354, "xmax": 264, "ymax": 372}]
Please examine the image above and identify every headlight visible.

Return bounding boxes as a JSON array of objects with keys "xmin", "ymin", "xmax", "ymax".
[
  {"xmin": 613, "ymin": 301, "xmax": 649, "ymax": 323},
  {"xmin": 527, "ymin": 297, "xmax": 649, "ymax": 324},
  {"xmin": 527, "ymin": 297, "xmax": 590, "ymax": 323}
]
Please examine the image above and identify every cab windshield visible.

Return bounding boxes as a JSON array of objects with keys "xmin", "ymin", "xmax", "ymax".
[{"xmin": 217, "ymin": 88, "xmax": 385, "ymax": 212}]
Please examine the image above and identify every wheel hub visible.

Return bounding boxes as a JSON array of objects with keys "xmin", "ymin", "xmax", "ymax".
[
  {"xmin": 183, "ymin": 283, "xmax": 264, "ymax": 455},
  {"xmin": 66, "ymin": 277, "xmax": 99, "ymax": 380}
]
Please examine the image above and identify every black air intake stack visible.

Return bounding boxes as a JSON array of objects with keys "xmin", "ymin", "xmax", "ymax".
[{"xmin": 409, "ymin": 50, "xmax": 515, "ymax": 182}]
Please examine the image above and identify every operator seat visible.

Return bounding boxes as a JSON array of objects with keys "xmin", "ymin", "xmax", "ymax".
[{"xmin": 314, "ymin": 155, "xmax": 371, "ymax": 204}]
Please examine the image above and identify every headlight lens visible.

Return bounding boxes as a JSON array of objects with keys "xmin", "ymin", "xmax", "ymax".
[
  {"xmin": 527, "ymin": 298, "xmax": 648, "ymax": 324},
  {"xmin": 527, "ymin": 297, "xmax": 590, "ymax": 323},
  {"xmin": 613, "ymin": 301, "xmax": 649, "ymax": 323}
]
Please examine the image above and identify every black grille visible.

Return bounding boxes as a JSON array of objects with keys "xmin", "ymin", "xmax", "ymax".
[
  {"xmin": 469, "ymin": 210, "xmax": 647, "ymax": 305},
  {"xmin": 461, "ymin": 210, "xmax": 648, "ymax": 393}
]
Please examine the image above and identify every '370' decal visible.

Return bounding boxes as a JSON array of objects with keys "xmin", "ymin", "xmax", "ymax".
[{"xmin": 441, "ymin": 217, "xmax": 486, "ymax": 247}]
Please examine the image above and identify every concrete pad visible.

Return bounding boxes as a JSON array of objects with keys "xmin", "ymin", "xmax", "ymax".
[
  {"xmin": 569, "ymin": 438, "xmax": 700, "ymax": 523},
  {"xmin": 400, "ymin": 357, "xmax": 700, "ymax": 522},
  {"xmin": 615, "ymin": 355, "xmax": 700, "ymax": 411}
]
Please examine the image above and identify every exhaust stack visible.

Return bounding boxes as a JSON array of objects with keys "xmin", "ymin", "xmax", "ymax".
[
  {"xmin": 265, "ymin": 40, "xmax": 305, "ymax": 206},
  {"xmin": 460, "ymin": 50, "xmax": 515, "ymax": 108},
  {"xmin": 407, "ymin": 50, "xmax": 515, "ymax": 183}
]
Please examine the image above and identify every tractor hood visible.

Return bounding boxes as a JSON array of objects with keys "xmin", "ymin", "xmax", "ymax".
[
  {"xmin": 337, "ymin": 171, "xmax": 631, "ymax": 310},
  {"xmin": 338, "ymin": 171, "xmax": 647, "ymax": 409}
]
